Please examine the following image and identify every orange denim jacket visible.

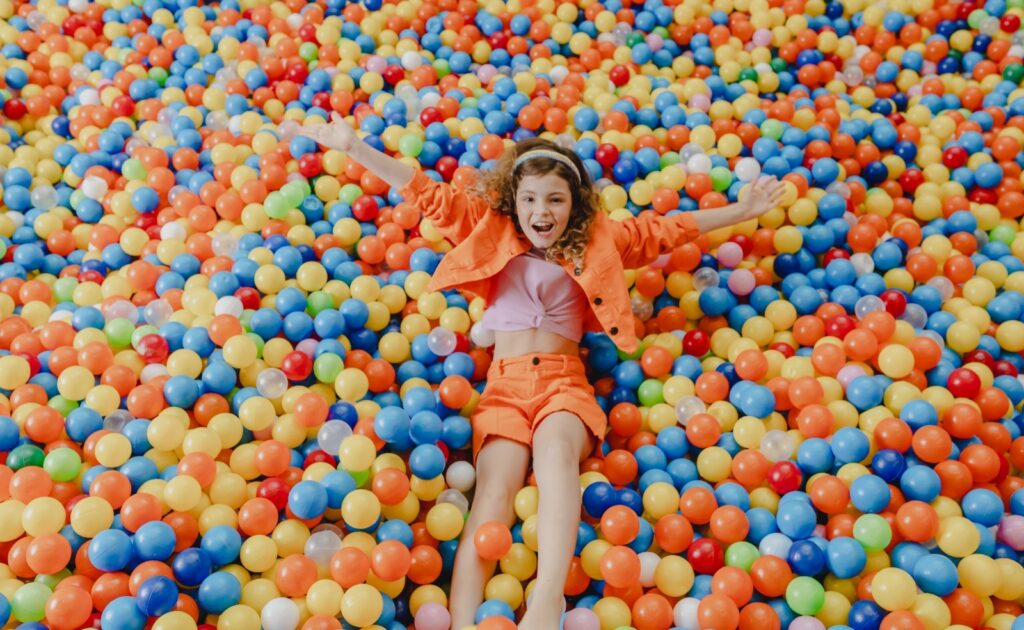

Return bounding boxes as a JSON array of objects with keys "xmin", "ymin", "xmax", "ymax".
[{"xmin": 397, "ymin": 169, "xmax": 702, "ymax": 353}]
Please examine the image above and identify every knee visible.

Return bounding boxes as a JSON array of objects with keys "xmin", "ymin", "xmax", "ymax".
[
  {"xmin": 472, "ymin": 477, "xmax": 517, "ymax": 512},
  {"xmin": 533, "ymin": 436, "xmax": 578, "ymax": 469}
]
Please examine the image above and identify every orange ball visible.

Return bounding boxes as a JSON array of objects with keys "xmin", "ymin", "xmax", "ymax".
[{"xmin": 697, "ymin": 593, "xmax": 740, "ymax": 630}]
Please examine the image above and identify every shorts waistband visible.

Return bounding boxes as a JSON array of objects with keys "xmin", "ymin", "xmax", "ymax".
[{"xmin": 488, "ymin": 353, "xmax": 582, "ymax": 375}]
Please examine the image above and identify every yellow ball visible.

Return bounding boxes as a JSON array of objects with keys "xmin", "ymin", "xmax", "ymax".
[
  {"xmin": 341, "ymin": 584, "xmax": 383, "ymax": 627},
  {"xmin": 936, "ymin": 516, "xmax": 980, "ymax": 558},
  {"xmin": 0, "ymin": 355, "xmax": 30, "ymax": 389},
  {"xmin": 872, "ymin": 567, "xmax": 917, "ymax": 611}
]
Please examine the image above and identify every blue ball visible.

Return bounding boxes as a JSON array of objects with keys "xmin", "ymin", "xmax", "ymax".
[
  {"xmin": 850, "ymin": 475, "xmax": 891, "ymax": 513},
  {"xmin": 102, "ymin": 596, "xmax": 147, "ymax": 630},
  {"xmin": 198, "ymin": 572, "xmax": 242, "ymax": 614},
  {"xmin": 787, "ymin": 538, "xmax": 826, "ymax": 575},
  {"xmin": 136, "ymin": 576, "xmax": 178, "ymax": 617},
  {"xmin": 826, "ymin": 536, "xmax": 867, "ymax": 578},
  {"xmin": 200, "ymin": 525, "xmax": 242, "ymax": 567},
  {"xmin": 89, "ymin": 529, "xmax": 133, "ymax": 571},
  {"xmin": 132, "ymin": 520, "xmax": 176, "ymax": 561},
  {"xmin": 912, "ymin": 554, "xmax": 958, "ymax": 596},
  {"xmin": 288, "ymin": 480, "xmax": 329, "ymax": 520},
  {"xmin": 172, "ymin": 547, "xmax": 213, "ymax": 586}
]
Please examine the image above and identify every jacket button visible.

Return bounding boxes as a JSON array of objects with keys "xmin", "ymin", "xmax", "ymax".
[
  {"xmin": 532, "ymin": 357, "xmax": 540, "ymax": 366},
  {"xmin": 610, "ymin": 327, "xmax": 619, "ymax": 335},
  {"xmin": 594, "ymin": 297, "xmax": 603, "ymax": 305},
  {"xmin": 574, "ymin": 268, "xmax": 582, "ymax": 276}
]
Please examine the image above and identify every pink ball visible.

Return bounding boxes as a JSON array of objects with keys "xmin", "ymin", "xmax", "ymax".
[
  {"xmin": 726, "ymin": 269, "xmax": 755, "ymax": 296},
  {"xmin": 998, "ymin": 515, "xmax": 1024, "ymax": 551},
  {"xmin": 414, "ymin": 603, "xmax": 452, "ymax": 630},
  {"xmin": 717, "ymin": 242, "xmax": 744, "ymax": 268},
  {"xmin": 753, "ymin": 29, "xmax": 772, "ymax": 46},
  {"xmin": 789, "ymin": 617, "xmax": 825, "ymax": 630},
  {"xmin": 837, "ymin": 365, "xmax": 865, "ymax": 388},
  {"xmin": 651, "ymin": 253, "xmax": 671, "ymax": 270},
  {"xmin": 563, "ymin": 608, "xmax": 601, "ymax": 630}
]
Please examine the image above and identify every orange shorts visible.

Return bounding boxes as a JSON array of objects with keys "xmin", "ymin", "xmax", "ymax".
[{"xmin": 471, "ymin": 353, "xmax": 607, "ymax": 458}]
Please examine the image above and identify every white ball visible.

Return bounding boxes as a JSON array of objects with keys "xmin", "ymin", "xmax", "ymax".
[
  {"xmin": 401, "ymin": 51, "xmax": 423, "ymax": 70},
  {"xmin": 638, "ymin": 552, "xmax": 659, "ymax": 587},
  {"xmin": 261, "ymin": 598, "xmax": 300, "ymax": 630},
  {"xmin": 317, "ymin": 421, "xmax": 353, "ymax": 455},
  {"xmin": 445, "ymin": 460, "xmax": 476, "ymax": 493},
  {"xmin": 469, "ymin": 322, "xmax": 495, "ymax": 348},
  {"xmin": 673, "ymin": 597, "xmax": 700, "ymax": 630},
  {"xmin": 160, "ymin": 221, "xmax": 187, "ymax": 241},
  {"xmin": 141, "ymin": 364, "xmax": 169, "ymax": 384},
  {"xmin": 81, "ymin": 176, "xmax": 108, "ymax": 200},
  {"xmin": 692, "ymin": 267, "xmax": 719, "ymax": 292},
  {"xmin": 304, "ymin": 530, "xmax": 342, "ymax": 567},
  {"xmin": 685, "ymin": 153, "xmax": 712, "ymax": 175},
  {"xmin": 256, "ymin": 368, "xmax": 289, "ymax": 399},
  {"xmin": 215, "ymin": 296, "xmax": 244, "ymax": 317},
  {"xmin": 734, "ymin": 157, "xmax": 761, "ymax": 182}
]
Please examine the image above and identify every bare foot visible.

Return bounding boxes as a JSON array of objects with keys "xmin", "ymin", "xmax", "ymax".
[{"xmin": 518, "ymin": 593, "xmax": 565, "ymax": 630}]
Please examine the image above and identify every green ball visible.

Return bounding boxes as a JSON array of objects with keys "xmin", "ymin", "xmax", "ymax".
[
  {"xmin": 760, "ymin": 119, "xmax": 784, "ymax": 140},
  {"xmin": 339, "ymin": 183, "xmax": 363, "ymax": 205},
  {"xmin": 281, "ymin": 182, "xmax": 305, "ymax": 208},
  {"xmin": 769, "ymin": 57, "xmax": 789, "ymax": 73},
  {"xmin": 626, "ymin": 32, "xmax": 644, "ymax": 47},
  {"xmin": 637, "ymin": 379, "xmax": 664, "ymax": 407},
  {"xmin": 264, "ymin": 191, "xmax": 290, "ymax": 219},
  {"xmin": 54, "ymin": 277, "xmax": 77, "ymax": 303},
  {"xmin": 433, "ymin": 59, "xmax": 451, "ymax": 78},
  {"xmin": 710, "ymin": 166, "xmax": 733, "ymax": 192},
  {"xmin": 299, "ymin": 42, "xmax": 318, "ymax": 61},
  {"xmin": 246, "ymin": 333, "xmax": 266, "ymax": 357},
  {"xmin": 49, "ymin": 397, "xmax": 78, "ymax": 417},
  {"xmin": 35, "ymin": 570, "xmax": 70, "ymax": 590},
  {"xmin": 398, "ymin": 134, "xmax": 423, "ymax": 158},
  {"xmin": 350, "ymin": 468, "xmax": 371, "ymax": 487},
  {"xmin": 1003, "ymin": 64, "xmax": 1024, "ymax": 83},
  {"xmin": 104, "ymin": 318, "xmax": 135, "ymax": 350},
  {"xmin": 43, "ymin": 448, "xmax": 82, "ymax": 482},
  {"xmin": 149, "ymin": 67, "xmax": 168, "ymax": 85},
  {"xmin": 738, "ymin": 68, "xmax": 758, "ymax": 83},
  {"xmin": 314, "ymin": 354, "xmax": 344, "ymax": 383},
  {"xmin": 991, "ymin": 224, "xmax": 1017, "ymax": 245},
  {"xmin": 724, "ymin": 541, "xmax": 760, "ymax": 571},
  {"xmin": 11, "ymin": 583, "xmax": 50, "ymax": 623},
  {"xmin": 122, "ymin": 158, "xmax": 147, "ymax": 181},
  {"xmin": 660, "ymin": 152, "xmax": 681, "ymax": 169},
  {"xmin": 967, "ymin": 9, "xmax": 988, "ymax": 28},
  {"xmin": 307, "ymin": 291, "xmax": 335, "ymax": 316},
  {"xmin": 69, "ymin": 189, "xmax": 86, "ymax": 210},
  {"xmin": 785, "ymin": 576, "xmax": 825, "ymax": 616},
  {"xmin": 7, "ymin": 444, "xmax": 45, "ymax": 470},
  {"xmin": 853, "ymin": 514, "xmax": 892, "ymax": 551}
]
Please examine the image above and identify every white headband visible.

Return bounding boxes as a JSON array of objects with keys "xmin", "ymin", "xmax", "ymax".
[{"xmin": 513, "ymin": 149, "xmax": 581, "ymax": 181}]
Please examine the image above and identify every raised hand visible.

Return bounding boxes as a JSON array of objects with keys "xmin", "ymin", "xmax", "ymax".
[
  {"xmin": 296, "ymin": 112, "xmax": 360, "ymax": 153},
  {"xmin": 738, "ymin": 176, "xmax": 787, "ymax": 221}
]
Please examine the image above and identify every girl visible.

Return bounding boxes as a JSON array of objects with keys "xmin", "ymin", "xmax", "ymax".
[{"xmin": 299, "ymin": 114, "xmax": 785, "ymax": 629}]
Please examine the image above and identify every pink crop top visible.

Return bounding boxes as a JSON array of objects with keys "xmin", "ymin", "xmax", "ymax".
[{"xmin": 481, "ymin": 250, "xmax": 589, "ymax": 342}]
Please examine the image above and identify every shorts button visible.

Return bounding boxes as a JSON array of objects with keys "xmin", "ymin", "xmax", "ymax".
[
  {"xmin": 532, "ymin": 357, "xmax": 540, "ymax": 366},
  {"xmin": 594, "ymin": 297, "xmax": 603, "ymax": 305},
  {"xmin": 610, "ymin": 327, "xmax": 619, "ymax": 335},
  {"xmin": 574, "ymin": 268, "xmax": 582, "ymax": 276}
]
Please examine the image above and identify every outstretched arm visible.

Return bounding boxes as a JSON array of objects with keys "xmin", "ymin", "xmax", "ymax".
[
  {"xmin": 297, "ymin": 113, "xmax": 415, "ymax": 191},
  {"xmin": 298, "ymin": 114, "xmax": 489, "ymax": 243},
  {"xmin": 611, "ymin": 177, "xmax": 786, "ymax": 269}
]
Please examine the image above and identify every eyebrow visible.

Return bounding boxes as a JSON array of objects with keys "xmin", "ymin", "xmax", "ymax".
[{"xmin": 517, "ymin": 189, "xmax": 568, "ymax": 195}]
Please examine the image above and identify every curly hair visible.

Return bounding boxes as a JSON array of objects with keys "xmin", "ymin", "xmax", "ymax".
[{"xmin": 472, "ymin": 138, "xmax": 600, "ymax": 273}]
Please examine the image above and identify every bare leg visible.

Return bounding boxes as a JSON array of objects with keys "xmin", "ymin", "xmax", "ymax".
[
  {"xmin": 450, "ymin": 438, "xmax": 531, "ymax": 630},
  {"xmin": 518, "ymin": 413, "xmax": 589, "ymax": 630}
]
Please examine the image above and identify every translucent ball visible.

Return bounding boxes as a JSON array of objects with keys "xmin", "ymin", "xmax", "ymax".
[
  {"xmin": 675, "ymin": 396, "xmax": 706, "ymax": 426},
  {"xmin": 256, "ymin": 369, "xmax": 288, "ymax": 399},
  {"xmin": 900, "ymin": 304, "xmax": 927, "ymax": 329},
  {"xmin": 278, "ymin": 120, "xmax": 299, "ymax": 142},
  {"xmin": 854, "ymin": 295, "xmax": 884, "ymax": 319},
  {"xmin": 103, "ymin": 410, "xmax": 134, "ymax": 433},
  {"xmin": 850, "ymin": 253, "xmax": 874, "ymax": 275},
  {"xmin": 160, "ymin": 222, "xmax": 187, "ymax": 241},
  {"xmin": 105, "ymin": 300, "xmax": 139, "ymax": 323},
  {"xmin": 304, "ymin": 530, "xmax": 342, "ymax": 567},
  {"xmin": 760, "ymin": 429, "xmax": 796, "ymax": 462},
  {"xmin": 30, "ymin": 186, "xmax": 58, "ymax": 210},
  {"xmin": 632, "ymin": 296, "xmax": 654, "ymax": 321},
  {"xmin": 426, "ymin": 328, "xmax": 457, "ymax": 356},
  {"xmin": 212, "ymin": 234, "xmax": 238, "ymax": 257},
  {"xmin": 144, "ymin": 299, "xmax": 174, "ymax": 327},
  {"xmin": 141, "ymin": 364, "xmax": 169, "ymax": 383},
  {"xmin": 927, "ymin": 276, "xmax": 954, "ymax": 301},
  {"xmin": 435, "ymin": 489, "xmax": 469, "ymax": 515},
  {"xmin": 81, "ymin": 176, "xmax": 109, "ymax": 200},
  {"xmin": 317, "ymin": 421, "xmax": 353, "ymax": 454},
  {"xmin": 693, "ymin": 267, "xmax": 720, "ymax": 292},
  {"xmin": 215, "ymin": 296, "xmax": 244, "ymax": 318}
]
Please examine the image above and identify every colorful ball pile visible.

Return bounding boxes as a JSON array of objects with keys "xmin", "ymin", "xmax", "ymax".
[{"xmin": 2, "ymin": 0, "xmax": 1024, "ymax": 627}]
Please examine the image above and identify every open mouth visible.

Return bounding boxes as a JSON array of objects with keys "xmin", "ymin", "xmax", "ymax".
[{"xmin": 531, "ymin": 222, "xmax": 554, "ymax": 236}]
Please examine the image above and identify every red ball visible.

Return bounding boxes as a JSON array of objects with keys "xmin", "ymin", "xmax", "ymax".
[
  {"xmin": 684, "ymin": 330, "xmax": 710, "ymax": 356},
  {"xmin": 767, "ymin": 461, "xmax": 802, "ymax": 494},
  {"xmin": 946, "ymin": 368, "xmax": 981, "ymax": 399},
  {"xmin": 688, "ymin": 537, "xmax": 724, "ymax": 574},
  {"xmin": 136, "ymin": 334, "xmax": 169, "ymax": 364},
  {"xmin": 352, "ymin": 195, "xmax": 380, "ymax": 222},
  {"xmin": 880, "ymin": 289, "xmax": 907, "ymax": 316},
  {"xmin": 595, "ymin": 144, "xmax": 620, "ymax": 168},
  {"xmin": 825, "ymin": 315, "xmax": 856, "ymax": 338},
  {"xmin": 942, "ymin": 146, "xmax": 968, "ymax": 169},
  {"xmin": 1002, "ymin": 14, "xmax": 1021, "ymax": 31},
  {"xmin": 257, "ymin": 477, "xmax": 290, "ymax": 510},
  {"xmin": 299, "ymin": 154, "xmax": 322, "ymax": 178},
  {"xmin": 609, "ymin": 65, "xmax": 631, "ymax": 86},
  {"xmin": 281, "ymin": 351, "xmax": 313, "ymax": 381}
]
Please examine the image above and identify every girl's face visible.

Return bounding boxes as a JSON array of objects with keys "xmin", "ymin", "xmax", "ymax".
[{"xmin": 515, "ymin": 173, "xmax": 574, "ymax": 250}]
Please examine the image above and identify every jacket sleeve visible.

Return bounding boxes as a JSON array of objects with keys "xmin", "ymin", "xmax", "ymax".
[
  {"xmin": 397, "ymin": 169, "xmax": 491, "ymax": 245},
  {"xmin": 609, "ymin": 210, "xmax": 702, "ymax": 269}
]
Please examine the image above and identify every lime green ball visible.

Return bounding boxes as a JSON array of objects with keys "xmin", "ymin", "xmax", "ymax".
[
  {"xmin": 49, "ymin": 397, "xmax": 78, "ymax": 417},
  {"xmin": 299, "ymin": 42, "xmax": 318, "ymax": 61},
  {"xmin": 991, "ymin": 224, "xmax": 1017, "ymax": 245},
  {"xmin": 638, "ymin": 379, "xmax": 664, "ymax": 407},
  {"xmin": 725, "ymin": 541, "xmax": 760, "ymax": 571},
  {"xmin": 398, "ymin": 135, "xmax": 423, "ymax": 158},
  {"xmin": 350, "ymin": 468, "xmax": 370, "ymax": 488},
  {"xmin": 339, "ymin": 184, "xmax": 363, "ymax": 205},
  {"xmin": 853, "ymin": 514, "xmax": 892, "ymax": 551},
  {"xmin": 131, "ymin": 325, "xmax": 159, "ymax": 350},
  {"xmin": 122, "ymin": 158, "xmax": 147, "ymax": 181},
  {"xmin": 11, "ymin": 583, "xmax": 50, "ymax": 622},
  {"xmin": 104, "ymin": 318, "xmax": 135, "ymax": 350},
  {"xmin": 264, "ymin": 191, "xmax": 290, "ymax": 219},
  {"xmin": 54, "ymin": 277, "xmax": 78, "ymax": 303},
  {"xmin": 43, "ymin": 448, "xmax": 82, "ymax": 482},
  {"xmin": 315, "ymin": 354, "xmax": 344, "ymax": 383},
  {"xmin": 785, "ymin": 576, "xmax": 825, "ymax": 616},
  {"xmin": 307, "ymin": 292, "xmax": 335, "ymax": 316},
  {"xmin": 760, "ymin": 119, "xmax": 784, "ymax": 140},
  {"xmin": 710, "ymin": 166, "xmax": 733, "ymax": 192}
]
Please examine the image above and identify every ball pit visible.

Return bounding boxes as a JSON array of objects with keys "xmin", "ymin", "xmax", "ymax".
[{"xmin": 2, "ymin": 0, "xmax": 1024, "ymax": 626}]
